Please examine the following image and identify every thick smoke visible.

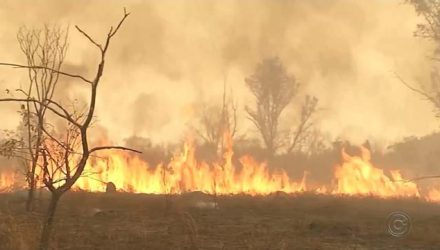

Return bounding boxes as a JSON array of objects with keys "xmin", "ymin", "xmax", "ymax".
[{"xmin": 0, "ymin": 0, "xmax": 438, "ymax": 147}]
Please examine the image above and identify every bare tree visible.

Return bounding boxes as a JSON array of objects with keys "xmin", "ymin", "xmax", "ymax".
[
  {"xmin": 396, "ymin": 72, "xmax": 440, "ymax": 117},
  {"xmin": 245, "ymin": 57, "xmax": 298, "ymax": 157},
  {"xmin": 0, "ymin": 8, "xmax": 140, "ymax": 250},
  {"xmin": 287, "ymin": 95, "xmax": 319, "ymax": 153},
  {"xmin": 400, "ymin": 1, "xmax": 440, "ymax": 115},
  {"xmin": 14, "ymin": 25, "xmax": 68, "ymax": 212},
  {"xmin": 219, "ymin": 81, "xmax": 238, "ymax": 153},
  {"xmin": 196, "ymin": 78, "xmax": 237, "ymax": 155}
]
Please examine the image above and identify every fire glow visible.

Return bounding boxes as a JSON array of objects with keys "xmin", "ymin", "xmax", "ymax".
[
  {"xmin": 0, "ymin": 169, "xmax": 21, "ymax": 193},
  {"xmin": 1, "ymin": 136, "xmax": 440, "ymax": 202},
  {"xmin": 74, "ymin": 137, "xmax": 307, "ymax": 195}
]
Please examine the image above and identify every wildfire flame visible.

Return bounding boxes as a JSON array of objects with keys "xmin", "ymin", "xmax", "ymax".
[
  {"xmin": 426, "ymin": 188, "xmax": 440, "ymax": 202},
  {"xmin": 332, "ymin": 146, "xmax": 420, "ymax": 198},
  {"xmin": 1, "ymin": 136, "xmax": 440, "ymax": 202},
  {"xmin": 74, "ymin": 137, "xmax": 306, "ymax": 195},
  {"xmin": 0, "ymin": 169, "xmax": 20, "ymax": 193}
]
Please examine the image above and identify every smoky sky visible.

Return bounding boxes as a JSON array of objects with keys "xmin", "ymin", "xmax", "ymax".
[{"xmin": 0, "ymin": 0, "xmax": 438, "ymax": 148}]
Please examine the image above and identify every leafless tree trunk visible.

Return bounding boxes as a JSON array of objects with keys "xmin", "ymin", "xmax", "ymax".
[
  {"xmin": 22, "ymin": 25, "xmax": 68, "ymax": 212},
  {"xmin": 219, "ymin": 78, "xmax": 238, "ymax": 154},
  {"xmin": 0, "ymin": 8, "xmax": 140, "ymax": 250},
  {"xmin": 0, "ymin": 25, "xmax": 68, "ymax": 212},
  {"xmin": 39, "ymin": 186, "xmax": 61, "ymax": 250}
]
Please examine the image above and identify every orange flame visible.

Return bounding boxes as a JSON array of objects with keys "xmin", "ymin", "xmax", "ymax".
[
  {"xmin": 0, "ymin": 169, "xmax": 20, "ymax": 192},
  {"xmin": 332, "ymin": 146, "xmax": 420, "ymax": 198},
  {"xmin": 425, "ymin": 187, "xmax": 440, "ymax": 202},
  {"xmin": 1, "ymin": 137, "xmax": 440, "ymax": 202},
  {"xmin": 74, "ymin": 136, "xmax": 306, "ymax": 195}
]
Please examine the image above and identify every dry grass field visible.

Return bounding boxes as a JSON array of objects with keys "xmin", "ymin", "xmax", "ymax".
[{"xmin": 0, "ymin": 191, "xmax": 440, "ymax": 250}]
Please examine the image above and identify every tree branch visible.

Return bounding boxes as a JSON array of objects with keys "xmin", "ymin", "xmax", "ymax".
[
  {"xmin": 89, "ymin": 146, "xmax": 142, "ymax": 155},
  {"xmin": 74, "ymin": 26, "xmax": 103, "ymax": 51},
  {"xmin": 109, "ymin": 8, "xmax": 130, "ymax": 38},
  {"xmin": 0, "ymin": 62, "xmax": 92, "ymax": 84},
  {"xmin": 0, "ymin": 98, "xmax": 81, "ymax": 127},
  {"xmin": 395, "ymin": 72, "xmax": 437, "ymax": 103},
  {"xmin": 393, "ymin": 174, "xmax": 440, "ymax": 183}
]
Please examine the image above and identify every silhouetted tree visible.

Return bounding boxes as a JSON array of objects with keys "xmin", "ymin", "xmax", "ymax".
[
  {"xmin": 9, "ymin": 25, "xmax": 68, "ymax": 212},
  {"xmin": 245, "ymin": 57, "xmax": 298, "ymax": 157},
  {"xmin": 409, "ymin": 0, "xmax": 440, "ymax": 42},
  {"xmin": 196, "ymin": 78, "xmax": 237, "ymax": 156},
  {"xmin": 0, "ymin": 8, "xmax": 139, "ymax": 250},
  {"xmin": 287, "ymin": 95, "xmax": 319, "ymax": 153},
  {"xmin": 401, "ymin": 0, "xmax": 440, "ymax": 117}
]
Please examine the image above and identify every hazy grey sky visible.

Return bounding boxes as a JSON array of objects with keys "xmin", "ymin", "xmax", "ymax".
[{"xmin": 0, "ymin": 0, "xmax": 438, "ymax": 147}]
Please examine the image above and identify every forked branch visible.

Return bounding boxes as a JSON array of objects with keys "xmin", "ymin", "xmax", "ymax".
[{"xmin": 75, "ymin": 8, "xmax": 130, "ymax": 53}]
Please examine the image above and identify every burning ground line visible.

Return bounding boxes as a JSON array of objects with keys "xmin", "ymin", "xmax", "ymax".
[{"xmin": 2, "ymin": 143, "xmax": 440, "ymax": 203}]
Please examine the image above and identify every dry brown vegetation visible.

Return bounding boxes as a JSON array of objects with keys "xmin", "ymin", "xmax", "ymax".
[
  {"xmin": 0, "ymin": 191, "xmax": 439, "ymax": 250},
  {"xmin": 3, "ymin": 1, "xmax": 440, "ymax": 250}
]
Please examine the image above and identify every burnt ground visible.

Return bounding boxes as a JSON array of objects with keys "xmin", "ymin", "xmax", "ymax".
[{"xmin": 0, "ymin": 191, "xmax": 440, "ymax": 250}]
